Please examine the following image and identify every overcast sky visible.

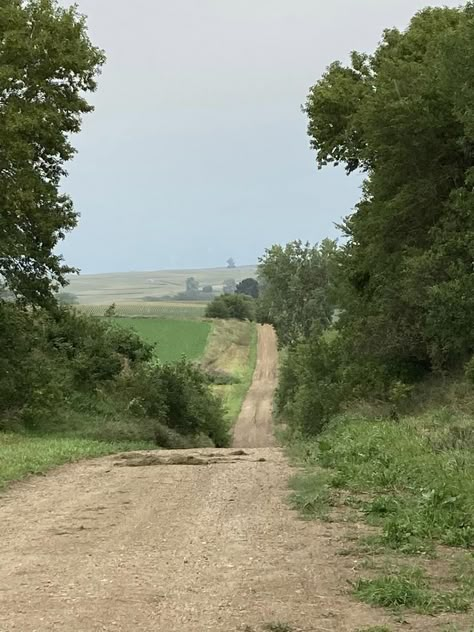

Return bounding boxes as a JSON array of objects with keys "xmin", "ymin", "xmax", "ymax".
[{"xmin": 60, "ymin": 0, "xmax": 461, "ymax": 273}]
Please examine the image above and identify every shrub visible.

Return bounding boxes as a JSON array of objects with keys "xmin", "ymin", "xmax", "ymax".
[
  {"xmin": 118, "ymin": 359, "xmax": 231, "ymax": 447},
  {"xmin": 1, "ymin": 302, "xmax": 228, "ymax": 448},
  {"xmin": 277, "ymin": 330, "xmax": 343, "ymax": 435},
  {"xmin": 206, "ymin": 294, "xmax": 255, "ymax": 321}
]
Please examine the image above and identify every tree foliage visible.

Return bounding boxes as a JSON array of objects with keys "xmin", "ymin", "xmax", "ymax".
[
  {"xmin": 206, "ymin": 294, "xmax": 255, "ymax": 321},
  {"xmin": 275, "ymin": 4, "xmax": 474, "ymax": 435},
  {"xmin": 0, "ymin": 303, "xmax": 229, "ymax": 446},
  {"xmin": 304, "ymin": 4, "xmax": 474, "ymax": 374},
  {"xmin": 258, "ymin": 240, "xmax": 337, "ymax": 346},
  {"xmin": 236, "ymin": 277, "xmax": 259, "ymax": 299},
  {"xmin": 0, "ymin": 0, "xmax": 105, "ymax": 305},
  {"xmin": 185, "ymin": 277, "xmax": 200, "ymax": 293}
]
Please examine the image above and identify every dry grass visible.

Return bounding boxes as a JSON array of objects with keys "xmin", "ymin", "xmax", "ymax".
[{"xmin": 202, "ymin": 320, "xmax": 258, "ymax": 425}]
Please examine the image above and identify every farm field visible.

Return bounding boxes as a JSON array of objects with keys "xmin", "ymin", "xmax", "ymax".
[
  {"xmin": 113, "ymin": 318, "xmax": 212, "ymax": 362},
  {"xmin": 77, "ymin": 301, "xmax": 206, "ymax": 320},
  {"xmin": 66, "ymin": 265, "xmax": 257, "ymax": 305}
]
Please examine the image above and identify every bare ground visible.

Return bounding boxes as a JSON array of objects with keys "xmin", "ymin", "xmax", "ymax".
[
  {"xmin": 233, "ymin": 324, "xmax": 278, "ymax": 449},
  {"xmin": 0, "ymin": 325, "xmax": 460, "ymax": 631}
]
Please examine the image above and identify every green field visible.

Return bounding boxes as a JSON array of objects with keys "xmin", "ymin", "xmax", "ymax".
[
  {"xmin": 77, "ymin": 301, "xmax": 207, "ymax": 320},
  {"xmin": 113, "ymin": 318, "xmax": 212, "ymax": 362}
]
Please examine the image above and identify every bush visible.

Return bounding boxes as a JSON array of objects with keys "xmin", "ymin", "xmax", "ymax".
[
  {"xmin": 203, "ymin": 368, "xmax": 241, "ymax": 385},
  {"xmin": 0, "ymin": 303, "xmax": 228, "ymax": 448},
  {"xmin": 206, "ymin": 294, "xmax": 255, "ymax": 321},
  {"xmin": 277, "ymin": 330, "xmax": 344, "ymax": 435},
  {"xmin": 0, "ymin": 303, "xmax": 66, "ymax": 427},
  {"xmin": 119, "ymin": 359, "xmax": 230, "ymax": 447}
]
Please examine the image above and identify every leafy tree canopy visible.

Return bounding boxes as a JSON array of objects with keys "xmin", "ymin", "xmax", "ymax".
[
  {"xmin": 258, "ymin": 239, "xmax": 337, "ymax": 346},
  {"xmin": 185, "ymin": 277, "xmax": 200, "ymax": 293},
  {"xmin": 206, "ymin": 294, "xmax": 255, "ymax": 321},
  {"xmin": 0, "ymin": 0, "xmax": 105, "ymax": 306},
  {"xmin": 305, "ymin": 3, "xmax": 474, "ymax": 372},
  {"xmin": 236, "ymin": 278, "xmax": 259, "ymax": 299}
]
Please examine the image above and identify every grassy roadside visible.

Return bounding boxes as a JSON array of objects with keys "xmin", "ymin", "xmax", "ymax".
[
  {"xmin": 0, "ymin": 433, "xmax": 151, "ymax": 490},
  {"xmin": 286, "ymin": 410, "xmax": 474, "ymax": 624},
  {"xmin": 0, "ymin": 318, "xmax": 257, "ymax": 491},
  {"xmin": 201, "ymin": 319, "xmax": 258, "ymax": 425}
]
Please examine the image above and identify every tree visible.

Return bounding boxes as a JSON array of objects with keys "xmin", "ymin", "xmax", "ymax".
[
  {"xmin": 236, "ymin": 278, "xmax": 259, "ymax": 299},
  {"xmin": 226, "ymin": 258, "xmax": 236, "ymax": 269},
  {"xmin": 206, "ymin": 294, "xmax": 255, "ymax": 321},
  {"xmin": 202, "ymin": 285, "xmax": 213, "ymax": 294},
  {"xmin": 223, "ymin": 278, "xmax": 236, "ymax": 295},
  {"xmin": 185, "ymin": 277, "xmax": 200, "ymax": 293},
  {"xmin": 0, "ymin": 0, "xmax": 105, "ymax": 306},
  {"xmin": 304, "ymin": 4, "xmax": 474, "ymax": 374},
  {"xmin": 57, "ymin": 292, "xmax": 78, "ymax": 306},
  {"xmin": 258, "ymin": 240, "xmax": 337, "ymax": 346},
  {"xmin": 104, "ymin": 303, "xmax": 117, "ymax": 318}
]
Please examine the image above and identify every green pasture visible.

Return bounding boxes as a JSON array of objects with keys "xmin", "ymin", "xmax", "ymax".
[{"xmin": 113, "ymin": 318, "xmax": 212, "ymax": 362}]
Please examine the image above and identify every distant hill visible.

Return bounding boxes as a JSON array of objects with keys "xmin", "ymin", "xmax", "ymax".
[{"xmin": 66, "ymin": 265, "xmax": 258, "ymax": 305}]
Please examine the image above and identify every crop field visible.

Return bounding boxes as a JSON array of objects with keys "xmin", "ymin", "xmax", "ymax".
[
  {"xmin": 113, "ymin": 318, "xmax": 212, "ymax": 362},
  {"xmin": 66, "ymin": 265, "xmax": 257, "ymax": 305},
  {"xmin": 77, "ymin": 301, "xmax": 206, "ymax": 320}
]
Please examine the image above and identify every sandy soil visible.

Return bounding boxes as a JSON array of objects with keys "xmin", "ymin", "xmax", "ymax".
[{"xmin": 0, "ymin": 325, "xmax": 447, "ymax": 631}]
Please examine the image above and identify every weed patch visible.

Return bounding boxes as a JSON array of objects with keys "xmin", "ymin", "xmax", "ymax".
[
  {"xmin": 263, "ymin": 624, "xmax": 294, "ymax": 632},
  {"xmin": 289, "ymin": 470, "xmax": 334, "ymax": 519},
  {"xmin": 354, "ymin": 567, "xmax": 470, "ymax": 614},
  {"xmin": 203, "ymin": 321, "xmax": 257, "ymax": 425},
  {"xmin": 286, "ymin": 409, "xmax": 474, "ymax": 618},
  {"xmin": 290, "ymin": 414, "xmax": 474, "ymax": 550}
]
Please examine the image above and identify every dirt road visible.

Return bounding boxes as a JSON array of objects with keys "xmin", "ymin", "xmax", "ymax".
[
  {"xmin": 233, "ymin": 324, "xmax": 278, "ymax": 449},
  {"xmin": 0, "ymin": 324, "xmax": 392, "ymax": 632}
]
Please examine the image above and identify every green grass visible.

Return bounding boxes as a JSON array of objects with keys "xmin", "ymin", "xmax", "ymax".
[
  {"xmin": 288, "ymin": 413, "xmax": 474, "ymax": 550},
  {"xmin": 354, "ymin": 566, "xmax": 470, "ymax": 614},
  {"xmin": 286, "ymin": 408, "xmax": 474, "ymax": 616},
  {"xmin": 289, "ymin": 469, "xmax": 334, "ymax": 520},
  {"xmin": 221, "ymin": 324, "xmax": 258, "ymax": 424},
  {"xmin": 112, "ymin": 318, "xmax": 211, "ymax": 362},
  {"xmin": 203, "ymin": 320, "xmax": 258, "ymax": 425},
  {"xmin": 0, "ymin": 433, "xmax": 151, "ymax": 490}
]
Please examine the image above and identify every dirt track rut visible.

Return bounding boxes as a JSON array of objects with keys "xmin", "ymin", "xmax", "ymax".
[
  {"xmin": 0, "ymin": 324, "xmax": 393, "ymax": 631},
  {"xmin": 233, "ymin": 324, "xmax": 278, "ymax": 448}
]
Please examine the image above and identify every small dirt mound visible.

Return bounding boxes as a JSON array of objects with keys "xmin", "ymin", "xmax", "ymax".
[{"xmin": 114, "ymin": 450, "xmax": 265, "ymax": 467}]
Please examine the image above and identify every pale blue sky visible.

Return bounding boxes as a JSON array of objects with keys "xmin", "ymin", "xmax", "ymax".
[{"xmin": 60, "ymin": 0, "xmax": 460, "ymax": 273}]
